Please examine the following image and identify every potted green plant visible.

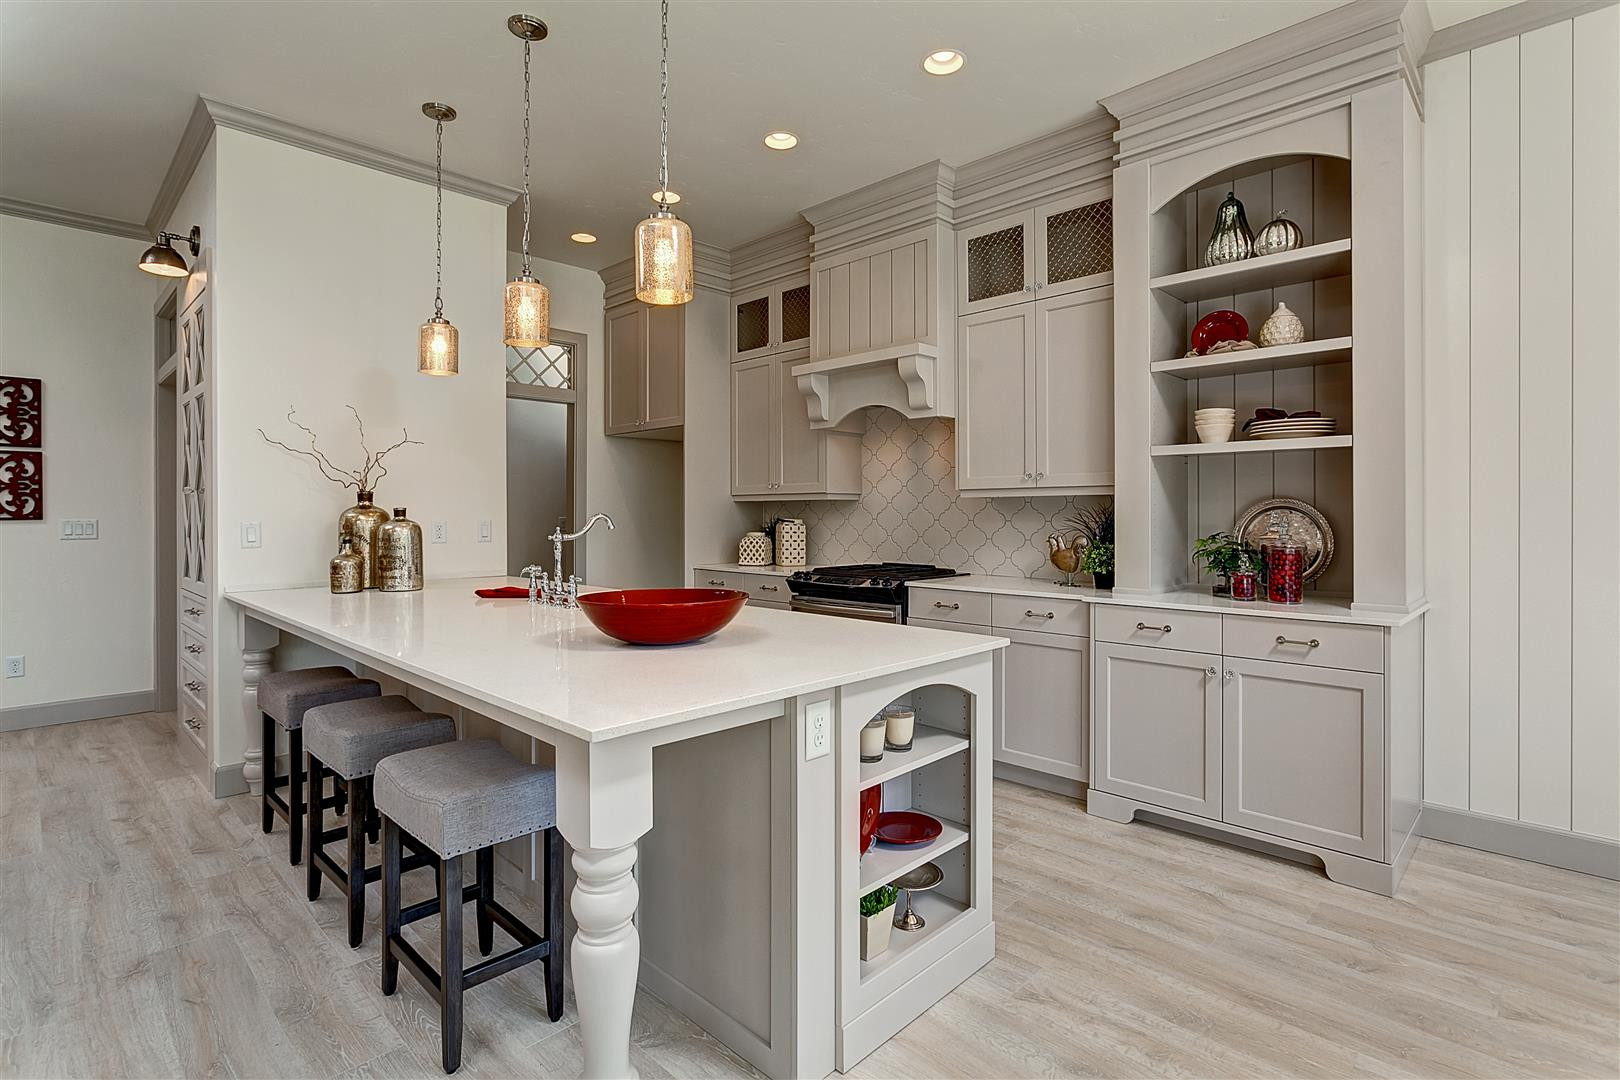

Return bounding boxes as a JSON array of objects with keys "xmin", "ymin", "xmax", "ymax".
[
  {"xmin": 1192, "ymin": 532, "xmax": 1254, "ymax": 596},
  {"xmin": 1066, "ymin": 501, "xmax": 1115, "ymax": 590},
  {"xmin": 860, "ymin": 884, "xmax": 898, "ymax": 960}
]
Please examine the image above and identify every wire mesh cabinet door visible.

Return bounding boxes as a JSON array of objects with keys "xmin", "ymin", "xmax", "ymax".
[
  {"xmin": 956, "ymin": 209, "xmax": 1034, "ymax": 316},
  {"xmin": 1034, "ymin": 191, "xmax": 1114, "ymax": 299}
]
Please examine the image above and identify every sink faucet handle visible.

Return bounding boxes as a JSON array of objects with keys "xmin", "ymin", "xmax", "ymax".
[{"xmin": 519, "ymin": 564, "xmax": 550, "ymax": 603}]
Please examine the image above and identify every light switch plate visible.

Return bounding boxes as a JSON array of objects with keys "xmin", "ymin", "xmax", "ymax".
[
  {"xmin": 58, "ymin": 519, "xmax": 98, "ymax": 539},
  {"xmin": 478, "ymin": 519, "xmax": 492, "ymax": 543},
  {"xmin": 805, "ymin": 700, "xmax": 831, "ymax": 760},
  {"xmin": 4, "ymin": 656, "xmax": 23, "ymax": 679},
  {"xmin": 241, "ymin": 521, "xmax": 262, "ymax": 548},
  {"xmin": 431, "ymin": 520, "xmax": 448, "ymax": 544}
]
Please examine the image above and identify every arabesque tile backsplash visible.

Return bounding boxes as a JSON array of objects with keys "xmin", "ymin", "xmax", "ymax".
[{"xmin": 763, "ymin": 409, "xmax": 1108, "ymax": 579}]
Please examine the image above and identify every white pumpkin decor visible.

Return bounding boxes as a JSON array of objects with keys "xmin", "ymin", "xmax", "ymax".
[{"xmin": 1259, "ymin": 302, "xmax": 1306, "ymax": 347}]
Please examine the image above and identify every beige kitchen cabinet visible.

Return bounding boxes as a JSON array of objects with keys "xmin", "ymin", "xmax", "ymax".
[
  {"xmin": 733, "ymin": 274, "xmax": 811, "ymax": 362},
  {"xmin": 956, "ymin": 192, "xmax": 1113, "ymax": 316},
  {"xmin": 606, "ymin": 299, "xmax": 683, "ymax": 438},
  {"xmin": 730, "ymin": 348, "xmax": 861, "ymax": 500},
  {"xmin": 998, "ymin": 628, "xmax": 1087, "ymax": 783},
  {"xmin": 1222, "ymin": 657, "xmax": 1385, "ymax": 860},
  {"xmin": 1092, "ymin": 641, "xmax": 1223, "ymax": 819},
  {"xmin": 956, "ymin": 287, "xmax": 1113, "ymax": 495}
]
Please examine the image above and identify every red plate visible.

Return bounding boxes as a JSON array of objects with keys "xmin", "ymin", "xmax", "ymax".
[
  {"xmin": 872, "ymin": 811, "xmax": 942, "ymax": 846},
  {"xmin": 1191, "ymin": 309, "xmax": 1249, "ymax": 355}
]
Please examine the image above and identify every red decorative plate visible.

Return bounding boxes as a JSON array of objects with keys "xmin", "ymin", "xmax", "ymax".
[
  {"xmin": 1191, "ymin": 309, "xmax": 1249, "ymax": 355},
  {"xmin": 872, "ymin": 811, "xmax": 942, "ymax": 846}
]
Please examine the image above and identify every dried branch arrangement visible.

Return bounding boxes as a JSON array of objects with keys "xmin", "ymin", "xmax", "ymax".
[{"xmin": 258, "ymin": 406, "xmax": 422, "ymax": 493}]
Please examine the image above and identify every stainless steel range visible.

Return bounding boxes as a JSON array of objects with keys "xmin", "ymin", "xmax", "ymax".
[{"xmin": 786, "ymin": 563, "xmax": 964, "ymax": 623}]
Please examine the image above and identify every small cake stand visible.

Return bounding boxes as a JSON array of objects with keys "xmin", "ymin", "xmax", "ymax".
[{"xmin": 890, "ymin": 862, "xmax": 944, "ymax": 932}]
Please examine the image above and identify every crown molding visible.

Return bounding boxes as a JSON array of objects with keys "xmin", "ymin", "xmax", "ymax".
[
  {"xmin": 1422, "ymin": 0, "xmax": 1614, "ymax": 64},
  {"xmin": 0, "ymin": 197, "xmax": 149, "ymax": 242},
  {"xmin": 952, "ymin": 111, "xmax": 1118, "ymax": 226},
  {"xmin": 803, "ymin": 160, "xmax": 956, "ymax": 262},
  {"xmin": 728, "ymin": 220, "xmax": 812, "ymax": 292},
  {"xmin": 145, "ymin": 96, "xmax": 520, "ymax": 235},
  {"xmin": 1101, "ymin": 0, "xmax": 1430, "ymax": 164}
]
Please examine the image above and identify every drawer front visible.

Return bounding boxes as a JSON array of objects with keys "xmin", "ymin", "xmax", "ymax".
[
  {"xmin": 179, "ymin": 594, "xmax": 209, "ymax": 636},
  {"xmin": 740, "ymin": 574, "xmax": 788, "ymax": 603},
  {"xmin": 748, "ymin": 599, "xmax": 789, "ymax": 611},
  {"xmin": 906, "ymin": 617, "xmax": 991, "ymax": 634},
  {"xmin": 181, "ymin": 626, "xmax": 208, "ymax": 668},
  {"xmin": 179, "ymin": 698, "xmax": 208, "ymax": 757},
  {"xmin": 911, "ymin": 588, "xmax": 993, "ymax": 627},
  {"xmin": 1094, "ymin": 604, "xmax": 1221, "ymax": 654},
  {"xmin": 1222, "ymin": 616, "xmax": 1384, "ymax": 674},
  {"xmin": 993, "ymin": 594, "xmax": 1088, "ymax": 637},
  {"xmin": 180, "ymin": 658, "xmax": 209, "ymax": 711},
  {"xmin": 694, "ymin": 569, "xmax": 742, "ymax": 590}
]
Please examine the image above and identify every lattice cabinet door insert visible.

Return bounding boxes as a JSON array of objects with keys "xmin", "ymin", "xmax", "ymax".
[
  {"xmin": 958, "ymin": 210, "xmax": 1035, "ymax": 315},
  {"xmin": 733, "ymin": 288, "xmax": 774, "ymax": 360},
  {"xmin": 1037, "ymin": 194, "xmax": 1114, "ymax": 298}
]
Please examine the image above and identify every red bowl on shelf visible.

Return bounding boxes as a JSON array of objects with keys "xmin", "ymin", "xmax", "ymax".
[
  {"xmin": 1191, "ymin": 309, "xmax": 1249, "ymax": 355},
  {"xmin": 576, "ymin": 588, "xmax": 747, "ymax": 646}
]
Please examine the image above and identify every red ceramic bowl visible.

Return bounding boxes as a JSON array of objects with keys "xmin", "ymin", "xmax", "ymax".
[
  {"xmin": 576, "ymin": 588, "xmax": 747, "ymax": 646},
  {"xmin": 1191, "ymin": 308, "xmax": 1249, "ymax": 355}
]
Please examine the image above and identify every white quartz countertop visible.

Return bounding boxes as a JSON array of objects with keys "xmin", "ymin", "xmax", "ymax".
[
  {"xmin": 910, "ymin": 575, "xmax": 1425, "ymax": 627},
  {"xmin": 227, "ymin": 578, "xmax": 1007, "ymax": 744},
  {"xmin": 691, "ymin": 562, "xmax": 799, "ymax": 578}
]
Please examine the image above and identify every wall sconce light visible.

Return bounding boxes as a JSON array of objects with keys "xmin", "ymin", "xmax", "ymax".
[{"xmin": 137, "ymin": 226, "xmax": 201, "ymax": 277}]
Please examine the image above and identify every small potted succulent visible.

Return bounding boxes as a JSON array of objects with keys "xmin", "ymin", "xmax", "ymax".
[
  {"xmin": 1192, "ymin": 532, "xmax": 1256, "ymax": 596},
  {"xmin": 860, "ymin": 884, "xmax": 898, "ymax": 960},
  {"xmin": 1066, "ymin": 501, "xmax": 1115, "ymax": 590}
]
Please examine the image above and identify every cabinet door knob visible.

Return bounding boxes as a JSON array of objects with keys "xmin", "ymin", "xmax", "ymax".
[
  {"xmin": 1206, "ymin": 666, "xmax": 1218, "ymax": 678},
  {"xmin": 1136, "ymin": 621, "xmax": 1171, "ymax": 634},
  {"xmin": 934, "ymin": 601, "xmax": 960, "ymax": 610},
  {"xmin": 1224, "ymin": 670, "xmax": 1234, "ymax": 681},
  {"xmin": 1275, "ymin": 635, "xmax": 1320, "ymax": 649},
  {"xmin": 185, "ymin": 644, "xmax": 202, "ymax": 654},
  {"xmin": 1033, "ymin": 471, "xmax": 1045, "ymax": 481},
  {"xmin": 1034, "ymin": 280, "xmax": 1045, "ymax": 290},
  {"xmin": 185, "ymin": 606, "xmax": 203, "ymax": 616},
  {"xmin": 1026, "ymin": 610, "xmax": 1055, "ymax": 620}
]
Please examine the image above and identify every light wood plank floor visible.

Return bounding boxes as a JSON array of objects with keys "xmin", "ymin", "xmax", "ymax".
[{"xmin": 1, "ymin": 712, "xmax": 1616, "ymax": 1079}]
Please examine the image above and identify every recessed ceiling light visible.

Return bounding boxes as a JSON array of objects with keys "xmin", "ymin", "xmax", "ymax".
[
  {"xmin": 922, "ymin": 49, "xmax": 964, "ymax": 75},
  {"xmin": 651, "ymin": 188, "xmax": 681, "ymax": 205},
  {"xmin": 763, "ymin": 131, "xmax": 798, "ymax": 150},
  {"xmin": 570, "ymin": 232, "xmax": 597, "ymax": 244}
]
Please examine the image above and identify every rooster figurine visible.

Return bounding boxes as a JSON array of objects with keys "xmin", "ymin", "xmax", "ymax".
[{"xmin": 1046, "ymin": 532, "xmax": 1088, "ymax": 587}]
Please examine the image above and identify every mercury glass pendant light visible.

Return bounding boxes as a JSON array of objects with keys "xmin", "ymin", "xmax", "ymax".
[
  {"xmin": 634, "ymin": 0, "xmax": 694, "ymax": 306},
  {"xmin": 504, "ymin": 14, "xmax": 551, "ymax": 347},
  {"xmin": 419, "ymin": 103, "xmax": 460, "ymax": 376}
]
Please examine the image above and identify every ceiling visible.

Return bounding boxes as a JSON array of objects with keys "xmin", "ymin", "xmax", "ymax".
[{"xmin": 1, "ymin": 1, "xmax": 1512, "ymax": 270}]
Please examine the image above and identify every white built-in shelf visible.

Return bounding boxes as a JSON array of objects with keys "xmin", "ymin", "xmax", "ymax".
[
  {"xmin": 1151, "ymin": 337, "xmax": 1353, "ymax": 380},
  {"xmin": 860, "ymin": 815, "xmax": 969, "ymax": 892},
  {"xmin": 859, "ymin": 891, "xmax": 970, "ymax": 982},
  {"xmin": 1151, "ymin": 435, "xmax": 1353, "ymax": 457},
  {"xmin": 859, "ymin": 725, "xmax": 969, "ymax": 791},
  {"xmin": 1150, "ymin": 239, "xmax": 1352, "ymax": 303}
]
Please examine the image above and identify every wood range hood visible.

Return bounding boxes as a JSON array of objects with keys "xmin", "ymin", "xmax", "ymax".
[{"xmin": 791, "ymin": 340, "xmax": 955, "ymax": 429}]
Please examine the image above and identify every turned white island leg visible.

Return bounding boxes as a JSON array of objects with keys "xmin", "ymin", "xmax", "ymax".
[{"xmin": 570, "ymin": 843, "xmax": 642, "ymax": 1079}]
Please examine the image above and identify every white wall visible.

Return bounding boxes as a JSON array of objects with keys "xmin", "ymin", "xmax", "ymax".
[
  {"xmin": 0, "ymin": 216, "xmax": 155, "ymax": 717},
  {"xmin": 1422, "ymin": 6, "xmax": 1620, "ymax": 841}
]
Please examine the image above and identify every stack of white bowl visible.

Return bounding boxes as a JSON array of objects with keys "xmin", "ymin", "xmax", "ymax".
[{"xmin": 1194, "ymin": 407, "xmax": 1236, "ymax": 444}]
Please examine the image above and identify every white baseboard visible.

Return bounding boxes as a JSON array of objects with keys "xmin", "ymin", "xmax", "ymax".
[
  {"xmin": 993, "ymin": 762, "xmax": 1086, "ymax": 800},
  {"xmin": 0, "ymin": 690, "xmax": 157, "ymax": 733},
  {"xmin": 1420, "ymin": 803, "xmax": 1620, "ymax": 881}
]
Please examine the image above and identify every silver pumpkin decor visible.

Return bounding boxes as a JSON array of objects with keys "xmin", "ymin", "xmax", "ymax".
[
  {"xmin": 377, "ymin": 507, "xmax": 424, "ymax": 592},
  {"xmin": 1204, "ymin": 191, "xmax": 1254, "ymax": 266},
  {"xmin": 1253, "ymin": 210, "xmax": 1305, "ymax": 257}
]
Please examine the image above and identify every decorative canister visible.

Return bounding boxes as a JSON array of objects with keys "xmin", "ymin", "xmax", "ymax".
[
  {"xmin": 1259, "ymin": 302, "xmax": 1306, "ymax": 347},
  {"xmin": 774, "ymin": 518, "xmax": 808, "ymax": 568},
  {"xmin": 1230, "ymin": 570, "xmax": 1258, "ymax": 602},
  {"xmin": 377, "ymin": 507, "xmax": 423, "ymax": 592},
  {"xmin": 738, "ymin": 530, "xmax": 772, "ymax": 566},
  {"xmin": 1204, "ymin": 191, "xmax": 1254, "ymax": 266},
  {"xmin": 1263, "ymin": 542, "xmax": 1306, "ymax": 604},
  {"xmin": 329, "ymin": 537, "xmax": 364, "ymax": 594},
  {"xmin": 1252, "ymin": 210, "xmax": 1305, "ymax": 257},
  {"xmin": 338, "ymin": 489, "xmax": 391, "ymax": 589},
  {"xmin": 883, "ymin": 705, "xmax": 916, "ymax": 752},
  {"xmin": 860, "ymin": 716, "xmax": 887, "ymax": 764}
]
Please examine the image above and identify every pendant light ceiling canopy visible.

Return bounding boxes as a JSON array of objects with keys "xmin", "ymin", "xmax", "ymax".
[
  {"xmin": 418, "ymin": 102, "xmax": 460, "ymax": 376},
  {"xmin": 504, "ymin": 13, "xmax": 551, "ymax": 349},
  {"xmin": 634, "ymin": 0, "xmax": 694, "ymax": 307}
]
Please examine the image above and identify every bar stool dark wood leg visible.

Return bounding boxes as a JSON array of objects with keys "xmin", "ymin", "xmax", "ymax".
[
  {"xmin": 475, "ymin": 846, "xmax": 495, "ymax": 958},
  {"xmin": 543, "ymin": 827, "xmax": 564, "ymax": 1022},
  {"xmin": 261, "ymin": 711, "xmax": 276, "ymax": 834},
  {"xmin": 439, "ymin": 854, "xmax": 465, "ymax": 1074},
  {"xmin": 306, "ymin": 754, "xmax": 324, "ymax": 901},
  {"xmin": 287, "ymin": 727, "xmax": 305, "ymax": 865},
  {"xmin": 345, "ymin": 777, "xmax": 370, "ymax": 948},
  {"xmin": 381, "ymin": 819, "xmax": 402, "ymax": 996}
]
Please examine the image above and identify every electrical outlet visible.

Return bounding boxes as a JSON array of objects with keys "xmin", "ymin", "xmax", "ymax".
[
  {"xmin": 4, "ymin": 656, "xmax": 23, "ymax": 679},
  {"xmin": 241, "ymin": 521, "xmax": 262, "ymax": 548},
  {"xmin": 58, "ymin": 519, "xmax": 98, "ymax": 539},
  {"xmin": 478, "ymin": 519, "xmax": 492, "ymax": 543},
  {"xmin": 431, "ymin": 520, "xmax": 448, "ymax": 544},
  {"xmin": 805, "ymin": 700, "xmax": 831, "ymax": 760}
]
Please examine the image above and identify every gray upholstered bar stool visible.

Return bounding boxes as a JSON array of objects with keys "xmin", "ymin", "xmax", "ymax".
[
  {"xmin": 303, "ymin": 695, "xmax": 457, "ymax": 947},
  {"xmin": 374, "ymin": 738, "xmax": 564, "ymax": 1074},
  {"xmin": 258, "ymin": 666, "xmax": 380, "ymax": 865}
]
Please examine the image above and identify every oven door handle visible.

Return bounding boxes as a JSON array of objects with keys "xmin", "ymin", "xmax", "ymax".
[{"xmin": 789, "ymin": 596, "xmax": 902, "ymax": 623}]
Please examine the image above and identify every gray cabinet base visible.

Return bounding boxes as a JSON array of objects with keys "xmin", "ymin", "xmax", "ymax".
[
  {"xmin": 994, "ymin": 761, "xmax": 1085, "ymax": 800},
  {"xmin": 1086, "ymin": 788, "xmax": 1413, "ymax": 896}
]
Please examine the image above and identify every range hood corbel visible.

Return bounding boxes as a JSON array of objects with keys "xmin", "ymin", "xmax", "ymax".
[{"xmin": 791, "ymin": 341, "xmax": 955, "ymax": 429}]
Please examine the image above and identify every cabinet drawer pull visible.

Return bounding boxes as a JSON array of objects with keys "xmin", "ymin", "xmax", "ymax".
[
  {"xmin": 759, "ymin": 584, "xmax": 779, "ymax": 592},
  {"xmin": 185, "ymin": 680, "xmax": 203, "ymax": 693},
  {"xmin": 1026, "ymin": 610, "xmax": 1055, "ymax": 620},
  {"xmin": 1135, "ymin": 621, "xmax": 1171, "ymax": 634},
  {"xmin": 707, "ymin": 578, "xmax": 726, "ymax": 586},
  {"xmin": 933, "ymin": 601, "xmax": 960, "ymax": 610},
  {"xmin": 1275, "ymin": 635, "xmax": 1321, "ymax": 649},
  {"xmin": 185, "ymin": 644, "xmax": 203, "ymax": 654},
  {"xmin": 184, "ymin": 606, "xmax": 203, "ymax": 616}
]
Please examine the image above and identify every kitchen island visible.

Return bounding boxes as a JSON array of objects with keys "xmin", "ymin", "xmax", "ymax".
[{"xmin": 225, "ymin": 578, "xmax": 1006, "ymax": 1078}]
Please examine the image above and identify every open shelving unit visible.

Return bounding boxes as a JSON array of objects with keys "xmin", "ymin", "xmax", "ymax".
[
  {"xmin": 1151, "ymin": 434, "xmax": 1352, "ymax": 457},
  {"xmin": 1149, "ymin": 238, "xmax": 1352, "ymax": 301},
  {"xmin": 1150, "ymin": 335, "xmax": 1352, "ymax": 379},
  {"xmin": 858, "ymin": 724, "xmax": 968, "ymax": 790}
]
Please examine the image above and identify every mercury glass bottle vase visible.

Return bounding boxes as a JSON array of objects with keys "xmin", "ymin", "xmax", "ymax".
[
  {"xmin": 1204, "ymin": 191, "xmax": 1254, "ymax": 266},
  {"xmin": 338, "ymin": 489, "xmax": 391, "ymax": 589},
  {"xmin": 329, "ymin": 537, "xmax": 364, "ymax": 594},
  {"xmin": 377, "ymin": 507, "xmax": 424, "ymax": 592}
]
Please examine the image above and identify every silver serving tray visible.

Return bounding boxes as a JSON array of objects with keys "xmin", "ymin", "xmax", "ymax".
[{"xmin": 1234, "ymin": 497, "xmax": 1335, "ymax": 582}]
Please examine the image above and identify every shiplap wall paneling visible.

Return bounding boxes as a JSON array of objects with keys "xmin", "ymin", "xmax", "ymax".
[
  {"xmin": 1466, "ymin": 36, "xmax": 1521, "ymax": 821},
  {"xmin": 1516, "ymin": 20, "xmax": 1575, "ymax": 831},
  {"xmin": 1421, "ymin": 51, "xmax": 1472, "ymax": 812},
  {"xmin": 1570, "ymin": 5, "xmax": 1620, "ymax": 841}
]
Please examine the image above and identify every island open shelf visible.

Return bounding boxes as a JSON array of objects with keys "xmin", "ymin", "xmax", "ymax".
[
  {"xmin": 859, "ymin": 724, "xmax": 969, "ymax": 790},
  {"xmin": 860, "ymin": 815, "xmax": 969, "ymax": 892}
]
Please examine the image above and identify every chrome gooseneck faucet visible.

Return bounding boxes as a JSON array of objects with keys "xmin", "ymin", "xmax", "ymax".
[{"xmin": 520, "ymin": 513, "xmax": 615, "ymax": 608}]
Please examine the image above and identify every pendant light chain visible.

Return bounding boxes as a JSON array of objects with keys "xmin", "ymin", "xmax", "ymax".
[
  {"xmin": 434, "ymin": 115, "xmax": 445, "ymax": 318},
  {"xmin": 658, "ymin": 0, "xmax": 670, "ymax": 198},
  {"xmin": 520, "ymin": 38, "xmax": 533, "ymax": 275}
]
